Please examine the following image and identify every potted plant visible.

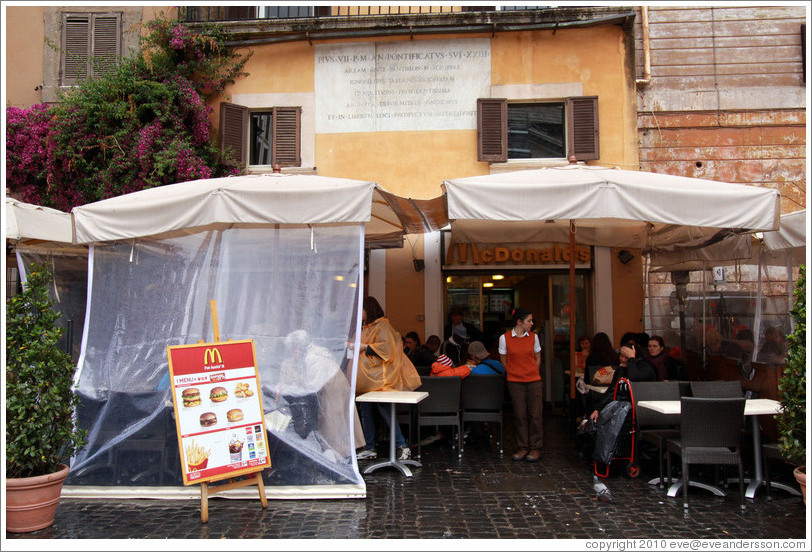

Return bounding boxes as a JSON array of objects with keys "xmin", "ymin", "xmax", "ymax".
[
  {"xmin": 5, "ymin": 264, "xmax": 87, "ymax": 532},
  {"xmin": 775, "ymin": 264, "xmax": 806, "ymax": 502}
]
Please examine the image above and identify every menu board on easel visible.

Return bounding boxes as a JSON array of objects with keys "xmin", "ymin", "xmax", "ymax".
[{"xmin": 167, "ymin": 340, "xmax": 271, "ymax": 486}]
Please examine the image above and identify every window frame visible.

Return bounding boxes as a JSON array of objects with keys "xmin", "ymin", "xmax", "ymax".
[
  {"xmin": 477, "ymin": 96, "xmax": 599, "ymax": 163},
  {"xmin": 219, "ymin": 102, "xmax": 302, "ymax": 168},
  {"xmin": 60, "ymin": 12, "xmax": 121, "ymax": 86}
]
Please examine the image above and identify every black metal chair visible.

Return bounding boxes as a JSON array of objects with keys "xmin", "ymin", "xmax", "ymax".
[
  {"xmin": 633, "ymin": 381, "xmax": 681, "ymax": 488},
  {"xmin": 666, "ymin": 397, "xmax": 746, "ymax": 511},
  {"xmin": 690, "ymin": 380, "xmax": 743, "ymax": 398},
  {"xmin": 414, "ymin": 376, "xmax": 463, "ymax": 459},
  {"xmin": 691, "ymin": 379, "xmax": 752, "ymax": 466},
  {"xmin": 460, "ymin": 374, "xmax": 506, "ymax": 455}
]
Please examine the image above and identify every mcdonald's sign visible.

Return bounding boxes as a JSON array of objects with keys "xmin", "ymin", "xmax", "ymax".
[{"xmin": 204, "ymin": 348, "xmax": 223, "ymax": 365}]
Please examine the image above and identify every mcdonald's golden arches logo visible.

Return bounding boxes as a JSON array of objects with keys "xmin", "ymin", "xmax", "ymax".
[{"xmin": 203, "ymin": 348, "xmax": 223, "ymax": 365}]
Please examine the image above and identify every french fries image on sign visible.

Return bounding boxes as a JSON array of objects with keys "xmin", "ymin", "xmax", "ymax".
[
  {"xmin": 185, "ymin": 440, "xmax": 211, "ymax": 471},
  {"xmin": 235, "ymin": 382, "xmax": 254, "ymax": 397}
]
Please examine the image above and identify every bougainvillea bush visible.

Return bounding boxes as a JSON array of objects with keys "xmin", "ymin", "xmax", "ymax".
[{"xmin": 6, "ymin": 17, "xmax": 251, "ymax": 211}]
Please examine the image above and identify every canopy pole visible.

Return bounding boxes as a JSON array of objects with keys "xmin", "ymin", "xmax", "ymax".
[
  {"xmin": 753, "ymin": 248, "xmax": 765, "ymax": 356},
  {"xmin": 569, "ymin": 220, "xmax": 576, "ymax": 400},
  {"xmin": 701, "ymin": 263, "xmax": 707, "ymax": 370},
  {"xmin": 210, "ymin": 299, "xmax": 221, "ymax": 343}
]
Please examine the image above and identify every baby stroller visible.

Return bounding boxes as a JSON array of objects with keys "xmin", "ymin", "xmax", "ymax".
[{"xmin": 592, "ymin": 377, "xmax": 640, "ymax": 479}]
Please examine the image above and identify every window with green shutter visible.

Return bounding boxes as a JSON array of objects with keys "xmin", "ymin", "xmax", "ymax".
[{"xmin": 61, "ymin": 13, "xmax": 121, "ymax": 85}]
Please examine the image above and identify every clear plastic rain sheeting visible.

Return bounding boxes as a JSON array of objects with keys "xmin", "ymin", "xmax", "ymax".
[
  {"xmin": 68, "ymin": 225, "xmax": 365, "ymax": 497},
  {"xmin": 16, "ymin": 248, "xmax": 89, "ymax": 363}
]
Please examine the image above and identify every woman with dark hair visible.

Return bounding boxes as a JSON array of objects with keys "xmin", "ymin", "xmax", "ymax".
[
  {"xmin": 354, "ymin": 296, "xmax": 421, "ymax": 461},
  {"xmin": 585, "ymin": 332, "xmax": 619, "ymax": 384},
  {"xmin": 644, "ymin": 335, "xmax": 681, "ymax": 381},
  {"xmin": 498, "ymin": 307, "xmax": 543, "ymax": 462}
]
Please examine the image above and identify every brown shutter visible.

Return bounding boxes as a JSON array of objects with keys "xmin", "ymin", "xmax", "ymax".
[
  {"xmin": 219, "ymin": 102, "xmax": 248, "ymax": 166},
  {"xmin": 225, "ymin": 6, "xmax": 257, "ymax": 20},
  {"xmin": 477, "ymin": 98, "xmax": 507, "ymax": 162},
  {"xmin": 273, "ymin": 107, "xmax": 301, "ymax": 167},
  {"xmin": 62, "ymin": 15, "xmax": 90, "ymax": 85},
  {"xmin": 566, "ymin": 96, "xmax": 599, "ymax": 161},
  {"xmin": 91, "ymin": 14, "xmax": 121, "ymax": 77}
]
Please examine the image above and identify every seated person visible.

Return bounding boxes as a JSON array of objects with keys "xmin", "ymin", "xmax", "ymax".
[
  {"xmin": 430, "ymin": 354, "xmax": 470, "ymax": 378},
  {"xmin": 644, "ymin": 335, "xmax": 682, "ymax": 381},
  {"xmin": 405, "ymin": 331, "xmax": 439, "ymax": 367},
  {"xmin": 589, "ymin": 343, "xmax": 655, "ymax": 423},
  {"xmin": 703, "ymin": 326, "xmax": 745, "ymax": 358},
  {"xmin": 757, "ymin": 326, "xmax": 787, "ymax": 364},
  {"xmin": 585, "ymin": 332, "xmax": 619, "ymax": 385},
  {"xmin": 619, "ymin": 331, "xmax": 655, "ymax": 382},
  {"xmin": 574, "ymin": 335, "xmax": 592, "ymax": 378},
  {"xmin": 465, "ymin": 341, "xmax": 506, "ymax": 375},
  {"xmin": 439, "ymin": 328, "xmax": 470, "ymax": 367}
]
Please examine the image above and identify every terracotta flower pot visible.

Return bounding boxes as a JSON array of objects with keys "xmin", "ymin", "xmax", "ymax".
[
  {"xmin": 5, "ymin": 463, "xmax": 70, "ymax": 533},
  {"xmin": 794, "ymin": 465, "xmax": 806, "ymax": 504}
]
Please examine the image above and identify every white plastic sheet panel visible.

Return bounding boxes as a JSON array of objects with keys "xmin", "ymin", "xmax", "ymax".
[
  {"xmin": 17, "ymin": 248, "xmax": 89, "ymax": 362},
  {"xmin": 68, "ymin": 226, "xmax": 365, "ymax": 496}
]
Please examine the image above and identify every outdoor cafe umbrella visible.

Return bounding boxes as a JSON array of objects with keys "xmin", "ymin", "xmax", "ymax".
[
  {"xmin": 72, "ymin": 173, "xmax": 446, "ymax": 247},
  {"xmin": 441, "ymin": 164, "xmax": 781, "ymax": 399}
]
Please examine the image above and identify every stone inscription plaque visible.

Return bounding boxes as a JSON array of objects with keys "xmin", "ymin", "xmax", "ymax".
[{"xmin": 315, "ymin": 38, "xmax": 491, "ymax": 133}]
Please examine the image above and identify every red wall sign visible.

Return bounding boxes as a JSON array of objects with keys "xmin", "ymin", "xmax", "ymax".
[{"xmin": 167, "ymin": 340, "xmax": 270, "ymax": 485}]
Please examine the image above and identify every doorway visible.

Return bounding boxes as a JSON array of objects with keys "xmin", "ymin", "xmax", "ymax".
[{"xmin": 444, "ymin": 271, "xmax": 590, "ymax": 406}]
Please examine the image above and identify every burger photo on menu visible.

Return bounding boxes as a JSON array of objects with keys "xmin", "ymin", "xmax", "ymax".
[
  {"xmin": 199, "ymin": 412, "xmax": 217, "ymax": 427},
  {"xmin": 182, "ymin": 387, "xmax": 201, "ymax": 408},
  {"xmin": 227, "ymin": 408, "xmax": 244, "ymax": 423},
  {"xmin": 209, "ymin": 386, "xmax": 228, "ymax": 403}
]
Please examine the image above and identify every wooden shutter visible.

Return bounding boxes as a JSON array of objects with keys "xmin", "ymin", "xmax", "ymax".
[
  {"xmin": 91, "ymin": 14, "xmax": 121, "ymax": 77},
  {"xmin": 477, "ymin": 98, "xmax": 508, "ymax": 162},
  {"xmin": 225, "ymin": 6, "xmax": 257, "ymax": 20},
  {"xmin": 62, "ymin": 14, "xmax": 90, "ymax": 85},
  {"xmin": 219, "ymin": 102, "xmax": 248, "ymax": 166},
  {"xmin": 272, "ymin": 107, "xmax": 301, "ymax": 167},
  {"xmin": 566, "ymin": 96, "xmax": 599, "ymax": 161}
]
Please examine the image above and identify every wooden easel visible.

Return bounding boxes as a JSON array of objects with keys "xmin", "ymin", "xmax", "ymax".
[{"xmin": 197, "ymin": 299, "xmax": 268, "ymax": 523}]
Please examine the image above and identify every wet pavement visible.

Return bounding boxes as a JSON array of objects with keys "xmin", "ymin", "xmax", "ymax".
[{"xmin": 4, "ymin": 408, "xmax": 808, "ymax": 544}]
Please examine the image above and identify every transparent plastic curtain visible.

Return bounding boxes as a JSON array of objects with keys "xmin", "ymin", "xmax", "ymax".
[
  {"xmin": 68, "ymin": 225, "xmax": 365, "ymax": 495},
  {"xmin": 644, "ymin": 260, "xmax": 794, "ymax": 364},
  {"xmin": 16, "ymin": 248, "xmax": 89, "ymax": 363}
]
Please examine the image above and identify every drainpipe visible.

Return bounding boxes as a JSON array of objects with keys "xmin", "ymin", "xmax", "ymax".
[{"xmin": 635, "ymin": 6, "xmax": 651, "ymax": 87}]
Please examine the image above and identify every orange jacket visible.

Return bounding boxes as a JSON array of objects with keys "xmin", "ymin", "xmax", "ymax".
[{"xmin": 430, "ymin": 361, "xmax": 471, "ymax": 379}]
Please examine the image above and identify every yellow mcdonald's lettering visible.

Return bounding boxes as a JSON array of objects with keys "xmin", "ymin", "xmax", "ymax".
[{"xmin": 204, "ymin": 348, "xmax": 223, "ymax": 365}]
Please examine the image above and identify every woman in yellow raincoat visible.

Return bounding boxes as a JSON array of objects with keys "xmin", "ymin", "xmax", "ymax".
[{"xmin": 354, "ymin": 296, "xmax": 420, "ymax": 461}]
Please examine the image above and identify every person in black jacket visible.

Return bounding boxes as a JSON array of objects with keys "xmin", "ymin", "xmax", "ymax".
[{"xmin": 588, "ymin": 343, "xmax": 655, "ymax": 422}]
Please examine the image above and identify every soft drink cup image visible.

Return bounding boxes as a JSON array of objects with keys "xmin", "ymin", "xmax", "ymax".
[{"xmin": 229, "ymin": 434, "xmax": 244, "ymax": 462}]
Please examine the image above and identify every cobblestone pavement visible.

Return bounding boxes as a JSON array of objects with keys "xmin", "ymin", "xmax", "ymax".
[{"xmin": 5, "ymin": 410, "xmax": 808, "ymax": 544}]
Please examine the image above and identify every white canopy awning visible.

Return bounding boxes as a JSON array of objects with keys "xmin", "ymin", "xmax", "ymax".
[
  {"xmin": 763, "ymin": 209, "xmax": 806, "ymax": 252},
  {"xmin": 650, "ymin": 209, "xmax": 806, "ymax": 272},
  {"xmin": 72, "ymin": 174, "xmax": 447, "ymax": 246},
  {"xmin": 443, "ymin": 165, "xmax": 780, "ymax": 250},
  {"xmin": 5, "ymin": 197, "xmax": 74, "ymax": 244}
]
